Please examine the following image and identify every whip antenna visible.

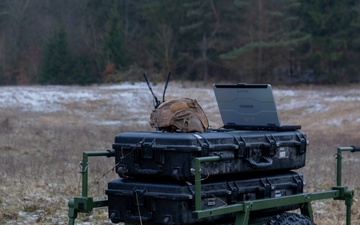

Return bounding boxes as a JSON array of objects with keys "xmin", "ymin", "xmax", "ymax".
[
  {"xmin": 162, "ymin": 72, "xmax": 171, "ymax": 103},
  {"xmin": 143, "ymin": 73, "xmax": 161, "ymax": 108}
]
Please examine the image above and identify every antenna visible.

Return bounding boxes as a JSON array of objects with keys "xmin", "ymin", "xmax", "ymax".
[
  {"xmin": 143, "ymin": 73, "xmax": 161, "ymax": 108},
  {"xmin": 162, "ymin": 72, "xmax": 171, "ymax": 103},
  {"xmin": 143, "ymin": 72, "xmax": 172, "ymax": 109}
]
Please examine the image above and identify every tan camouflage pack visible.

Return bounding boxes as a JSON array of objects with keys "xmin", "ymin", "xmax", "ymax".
[{"xmin": 149, "ymin": 98, "xmax": 209, "ymax": 132}]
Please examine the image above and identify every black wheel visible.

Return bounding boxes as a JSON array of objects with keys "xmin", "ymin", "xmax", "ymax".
[{"xmin": 267, "ymin": 213, "xmax": 315, "ymax": 225}]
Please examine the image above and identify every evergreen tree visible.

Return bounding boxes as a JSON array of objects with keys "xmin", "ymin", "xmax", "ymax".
[
  {"xmin": 103, "ymin": 2, "xmax": 128, "ymax": 70},
  {"xmin": 220, "ymin": 0, "xmax": 309, "ymax": 83},
  {"xmin": 69, "ymin": 53, "xmax": 95, "ymax": 85},
  {"xmin": 39, "ymin": 28, "xmax": 73, "ymax": 84},
  {"xmin": 39, "ymin": 28, "xmax": 96, "ymax": 85},
  {"xmin": 298, "ymin": 0, "xmax": 360, "ymax": 83}
]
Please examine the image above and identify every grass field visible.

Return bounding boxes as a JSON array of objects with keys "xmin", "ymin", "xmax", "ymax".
[{"xmin": 0, "ymin": 82, "xmax": 359, "ymax": 224}]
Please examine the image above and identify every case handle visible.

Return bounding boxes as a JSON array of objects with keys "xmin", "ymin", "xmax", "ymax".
[
  {"xmin": 137, "ymin": 168, "xmax": 162, "ymax": 175},
  {"xmin": 245, "ymin": 156, "xmax": 273, "ymax": 169},
  {"xmin": 127, "ymin": 215, "xmax": 152, "ymax": 222}
]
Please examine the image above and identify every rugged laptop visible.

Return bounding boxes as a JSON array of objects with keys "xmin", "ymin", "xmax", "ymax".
[{"xmin": 213, "ymin": 83, "xmax": 300, "ymax": 131}]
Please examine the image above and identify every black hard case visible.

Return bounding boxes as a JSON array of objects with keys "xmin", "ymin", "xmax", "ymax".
[
  {"xmin": 113, "ymin": 130, "xmax": 307, "ymax": 180},
  {"xmin": 106, "ymin": 172, "xmax": 304, "ymax": 225}
]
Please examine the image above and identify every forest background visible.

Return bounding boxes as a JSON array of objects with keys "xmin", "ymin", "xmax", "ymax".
[{"xmin": 1, "ymin": 0, "xmax": 360, "ymax": 85}]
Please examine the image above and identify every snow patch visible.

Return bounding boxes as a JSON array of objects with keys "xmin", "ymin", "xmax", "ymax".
[
  {"xmin": 324, "ymin": 95, "xmax": 360, "ymax": 102},
  {"xmin": 273, "ymin": 89, "xmax": 296, "ymax": 97}
]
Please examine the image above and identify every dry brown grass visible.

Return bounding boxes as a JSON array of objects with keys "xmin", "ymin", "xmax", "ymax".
[{"xmin": 0, "ymin": 83, "xmax": 359, "ymax": 224}]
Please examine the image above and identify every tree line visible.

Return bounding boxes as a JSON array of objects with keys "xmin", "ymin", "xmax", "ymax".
[{"xmin": 0, "ymin": 0, "xmax": 359, "ymax": 85}]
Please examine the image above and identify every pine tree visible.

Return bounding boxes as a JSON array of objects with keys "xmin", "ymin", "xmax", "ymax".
[
  {"xmin": 220, "ymin": 0, "xmax": 310, "ymax": 83},
  {"xmin": 39, "ymin": 27, "xmax": 96, "ymax": 85},
  {"xmin": 68, "ymin": 53, "xmax": 94, "ymax": 85},
  {"xmin": 39, "ymin": 28, "xmax": 73, "ymax": 84},
  {"xmin": 298, "ymin": 0, "xmax": 359, "ymax": 82},
  {"xmin": 103, "ymin": 2, "xmax": 128, "ymax": 70}
]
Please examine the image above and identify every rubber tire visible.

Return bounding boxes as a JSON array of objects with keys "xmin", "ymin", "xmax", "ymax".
[{"xmin": 267, "ymin": 213, "xmax": 315, "ymax": 225}]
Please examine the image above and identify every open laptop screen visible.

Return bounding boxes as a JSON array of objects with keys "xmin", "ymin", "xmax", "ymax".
[{"xmin": 213, "ymin": 84, "xmax": 281, "ymax": 129}]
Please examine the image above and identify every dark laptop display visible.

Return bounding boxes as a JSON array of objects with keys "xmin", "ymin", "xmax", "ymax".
[{"xmin": 213, "ymin": 83, "xmax": 300, "ymax": 131}]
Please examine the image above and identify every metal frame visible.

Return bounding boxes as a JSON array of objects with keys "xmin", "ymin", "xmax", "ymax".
[
  {"xmin": 193, "ymin": 146, "xmax": 355, "ymax": 225},
  {"xmin": 68, "ymin": 150, "xmax": 114, "ymax": 225},
  {"xmin": 68, "ymin": 146, "xmax": 356, "ymax": 225}
]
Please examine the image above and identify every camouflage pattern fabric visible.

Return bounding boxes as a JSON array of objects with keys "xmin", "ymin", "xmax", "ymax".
[{"xmin": 150, "ymin": 98, "xmax": 209, "ymax": 132}]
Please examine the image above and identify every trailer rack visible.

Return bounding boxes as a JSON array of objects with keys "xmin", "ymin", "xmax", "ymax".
[{"xmin": 68, "ymin": 146, "xmax": 358, "ymax": 225}]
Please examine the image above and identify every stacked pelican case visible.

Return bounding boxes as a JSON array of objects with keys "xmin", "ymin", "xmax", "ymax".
[{"xmin": 106, "ymin": 84, "xmax": 309, "ymax": 225}]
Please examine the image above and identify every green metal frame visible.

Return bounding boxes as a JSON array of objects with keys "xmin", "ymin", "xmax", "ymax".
[
  {"xmin": 193, "ymin": 146, "xmax": 355, "ymax": 225},
  {"xmin": 68, "ymin": 150, "xmax": 114, "ymax": 225},
  {"xmin": 68, "ymin": 146, "xmax": 356, "ymax": 225}
]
